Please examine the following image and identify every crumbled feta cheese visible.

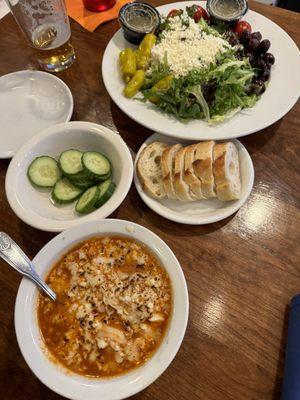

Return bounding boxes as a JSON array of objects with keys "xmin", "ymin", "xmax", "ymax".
[{"xmin": 151, "ymin": 16, "xmax": 230, "ymax": 78}]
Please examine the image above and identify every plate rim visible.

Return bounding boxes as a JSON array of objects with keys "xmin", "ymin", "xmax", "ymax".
[
  {"xmin": 102, "ymin": 1, "xmax": 300, "ymax": 141},
  {"xmin": 133, "ymin": 133, "xmax": 255, "ymax": 224},
  {"xmin": 5, "ymin": 121, "xmax": 134, "ymax": 232},
  {"xmin": 0, "ymin": 69, "xmax": 74, "ymax": 159},
  {"xmin": 14, "ymin": 218, "xmax": 189, "ymax": 400}
]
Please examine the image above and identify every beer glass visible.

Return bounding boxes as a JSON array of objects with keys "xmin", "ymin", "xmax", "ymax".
[{"xmin": 5, "ymin": 0, "xmax": 76, "ymax": 72}]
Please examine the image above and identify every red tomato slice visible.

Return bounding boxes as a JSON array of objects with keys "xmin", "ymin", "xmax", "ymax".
[
  {"xmin": 193, "ymin": 6, "xmax": 209, "ymax": 22},
  {"xmin": 234, "ymin": 20, "xmax": 252, "ymax": 36},
  {"xmin": 167, "ymin": 9, "xmax": 183, "ymax": 18}
]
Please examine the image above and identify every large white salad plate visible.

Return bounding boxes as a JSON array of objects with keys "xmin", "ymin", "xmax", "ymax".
[
  {"xmin": 0, "ymin": 70, "xmax": 73, "ymax": 158},
  {"xmin": 15, "ymin": 219, "xmax": 189, "ymax": 400},
  {"xmin": 5, "ymin": 122, "xmax": 133, "ymax": 232},
  {"xmin": 134, "ymin": 133, "xmax": 254, "ymax": 224},
  {"xmin": 102, "ymin": 1, "xmax": 300, "ymax": 141}
]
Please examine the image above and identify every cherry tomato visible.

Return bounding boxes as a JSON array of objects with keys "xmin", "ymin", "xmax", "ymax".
[
  {"xmin": 193, "ymin": 6, "xmax": 209, "ymax": 22},
  {"xmin": 234, "ymin": 20, "xmax": 252, "ymax": 36},
  {"xmin": 167, "ymin": 9, "xmax": 183, "ymax": 18}
]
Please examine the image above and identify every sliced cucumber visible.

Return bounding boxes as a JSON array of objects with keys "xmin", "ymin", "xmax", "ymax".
[
  {"xmin": 27, "ymin": 156, "xmax": 61, "ymax": 188},
  {"xmin": 94, "ymin": 180, "xmax": 116, "ymax": 208},
  {"xmin": 68, "ymin": 170, "xmax": 96, "ymax": 189},
  {"xmin": 82, "ymin": 151, "xmax": 111, "ymax": 178},
  {"xmin": 75, "ymin": 186, "xmax": 100, "ymax": 214},
  {"xmin": 59, "ymin": 149, "xmax": 83, "ymax": 176},
  {"xmin": 52, "ymin": 178, "xmax": 83, "ymax": 204}
]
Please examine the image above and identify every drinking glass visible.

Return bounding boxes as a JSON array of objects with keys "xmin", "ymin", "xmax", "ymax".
[{"xmin": 5, "ymin": 0, "xmax": 76, "ymax": 72}]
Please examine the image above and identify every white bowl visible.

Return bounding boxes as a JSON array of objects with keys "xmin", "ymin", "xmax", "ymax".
[
  {"xmin": 134, "ymin": 133, "xmax": 254, "ymax": 225},
  {"xmin": 5, "ymin": 122, "xmax": 133, "ymax": 232},
  {"xmin": 14, "ymin": 219, "xmax": 189, "ymax": 400}
]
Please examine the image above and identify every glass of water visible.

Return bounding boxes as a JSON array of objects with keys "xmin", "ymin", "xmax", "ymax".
[{"xmin": 5, "ymin": 0, "xmax": 76, "ymax": 72}]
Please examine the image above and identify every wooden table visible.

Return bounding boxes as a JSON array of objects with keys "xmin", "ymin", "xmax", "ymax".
[{"xmin": 0, "ymin": 1, "xmax": 299, "ymax": 399}]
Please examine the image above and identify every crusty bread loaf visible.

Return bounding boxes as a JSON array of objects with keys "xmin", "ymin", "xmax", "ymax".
[
  {"xmin": 174, "ymin": 147, "xmax": 198, "ymax": 201},
  {"xmin": 161, "ymin": 144, "xmax": 182, "ymax": 199},
  {"xmin": 192, "ymin": 141, "xmax": 216, "ymax": 199},
  {"xmin": 213, "ymin": 142, "xmax": 241, "ymax": 201},
  {"xmin": 136, "ymin": 141, "xmax": 168, "ymax": 199},
  {"xmin": 183, "ymin": 144, "xmax": 205, "ymax": 199}
]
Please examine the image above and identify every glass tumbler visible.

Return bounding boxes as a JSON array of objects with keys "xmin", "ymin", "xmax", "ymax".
[{"xmin": 5, "ymin": 0, "xmax": 76, "ymax": 72}]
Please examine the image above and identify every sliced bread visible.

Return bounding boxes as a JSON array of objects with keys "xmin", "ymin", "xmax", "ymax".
[
  {"xmin": 183, "ymin": 144, "xmax": 205, "ymax": 199},
  {"xmin": 161, "ymin": 143, "xmax": 182, "ymax": 199},
  {"xmin": 174, "ymin": 147, "xmax": 198, "ymax": 201},
  {"xmin": 136, "ymin": 141, "xmax": 169, "ymax": 199},
  {"xmin": 192, "ymin": 141, "xmax": 216, "ymax": 199},
  {"xmin": 213, "ymin": 142, "xmax": 241, "ymax": 201}
]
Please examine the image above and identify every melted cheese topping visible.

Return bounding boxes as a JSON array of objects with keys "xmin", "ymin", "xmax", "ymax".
[
  {"xmin": 151, "ymin": 15, "xmax": 230, "ymax": 78},
  {"xmin": 38, "ymin": 237, "xmax": 172, "ymax": 377}
]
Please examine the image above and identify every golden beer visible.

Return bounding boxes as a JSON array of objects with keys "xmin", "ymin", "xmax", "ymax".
[
  {"xmin": 32, "ymin": 23, "xmax": 76, "ymax": 72},
  {"xmin": 6, "ymin": 0, "xmax": 75, "ymax": 72}
]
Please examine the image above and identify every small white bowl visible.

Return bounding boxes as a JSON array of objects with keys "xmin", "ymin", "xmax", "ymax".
[
  {"xmin": 5, "ymin": 122, "xmax": 133, "ymax": 232},
  {"xmin": 14, "ymin": 219, "xmax": 189, "ymax": 400},
  {"xmin": 134, "ymin": 133, "xmax": 254, "ymax": 225}
]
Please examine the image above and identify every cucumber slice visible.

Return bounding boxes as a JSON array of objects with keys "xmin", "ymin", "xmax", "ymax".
[
  {"xmin": 59, "ymin": 149, "xmax": 83, "ymax": 176},
  {"xmin": 75, "ymin": 186, "xmax": 100, "ymax": 214},
  {"xmin": 82, "ymin": 151, "xmax": 111, "ymax": 178},
  {"xmin": 52, "ymin": 178, "xmax": 83, "ymax": 204},
  {"xmin": 94, "ymin": 180, "xmax": 116, "ymax": 208},
  {"xmin": 27, "ymin": 156, "xmax": 61, "ymax": 188},
  {"xmin": 68, "ymin": 170, "xmax": 96, "ymax": 189}
]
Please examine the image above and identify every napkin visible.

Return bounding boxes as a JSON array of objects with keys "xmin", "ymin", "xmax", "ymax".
[{"xmin": 65, "ymin": 0, "xmax": 129, "ymax": 32}]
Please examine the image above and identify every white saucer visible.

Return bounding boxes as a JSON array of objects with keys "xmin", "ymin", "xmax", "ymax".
[
  {"xmin": 134, "ymin": 133, "xmax": 254, "ymax": 225},
  {"xmin": 0, "ymin": 70, "xmax": 73, "ymax": 158}
]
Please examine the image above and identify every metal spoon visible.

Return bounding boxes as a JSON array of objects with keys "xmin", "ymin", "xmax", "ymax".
[{"xmin": 0, "ymin": 232, "xmax": 56, "ymax": 301}]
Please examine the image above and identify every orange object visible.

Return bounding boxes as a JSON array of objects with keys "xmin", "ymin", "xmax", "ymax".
[{"xmin": 65, "ymin": 0, "xmax": 129, "ymax": 32}]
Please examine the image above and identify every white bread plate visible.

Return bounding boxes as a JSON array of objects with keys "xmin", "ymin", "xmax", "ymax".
[
  {"xmin": 5, "ymin": 122, "xmax": 133, "ymax": 232},
  {"xmin": 14, "ymin": 219, "xmax": 189, "ymax": 400},
  {"xmin": 134, "ymin": 133, "xmax": 254, "ymax": 225}
]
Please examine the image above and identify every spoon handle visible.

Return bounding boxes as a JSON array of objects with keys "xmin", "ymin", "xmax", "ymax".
[{"xmin": 0, "ymin": 232, "xmax": 56, "ymax": 301}]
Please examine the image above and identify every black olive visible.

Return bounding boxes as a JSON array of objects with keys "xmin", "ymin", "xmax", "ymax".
[
  {"xmin": 257, "ymin": 39, "xmax": 271, "ymax": 54},
  {"xmin": 239, "ymin": 30, "xmax": 250, "ymax": 46},
  {"xmin": 256, "ymin": 58, "xmax": 267, "ymax": 71},
  {"xmin": 262, "ymin": 69, "xmax": 271, "ymax": 82},
  {"xmin": 260, "ymin": 83, "xmax": 266, "ymax": 94},
  {"xmin": 251, "ymin": 32, "xmax": 262, "ymax": 42},
  {"xmin": 247, "ymin": 53, "xmax": 256, "ymax": 65},
  {"xmin": 228, "ymin": 33, "xmax": 239, "ymax": 46},
  {"xmin": 248, "ymin": 37, "xmax": 260, "ymax": 51},
  {"xmin": 263, "ymin": 52, "xmax": 275, "ymax": 65}
]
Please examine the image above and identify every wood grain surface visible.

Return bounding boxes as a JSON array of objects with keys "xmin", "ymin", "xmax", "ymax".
[{"xmin": 0, "ymin": 1, "xmax": 299, "ymax": 399}]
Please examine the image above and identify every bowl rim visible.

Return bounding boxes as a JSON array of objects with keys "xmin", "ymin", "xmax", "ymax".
[
  {"xmin": 5, "ymin": 121, "xmax": 134, "ymax": 232},
  {"xmin": 14, "ymin": 219, "xmax": 189, "ymax": 400}
]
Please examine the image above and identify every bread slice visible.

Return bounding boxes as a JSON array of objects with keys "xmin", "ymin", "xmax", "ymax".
[
  {"xmin": 183, "ymin": 144, "xmax": 205, "ymax": 199},
  {"xmin": 192, "ymin": 141, "xmax": 216, "ymax": 199},
  {"xmin": 136, "ymin": 141, "xmax": 168, "ymax": 199},
  {"xmin": 161, "ymin": 144, "xmax": 182, "ymax": 199},
  {"xmin": 213, "ymin": 142, "xmax": 241, "ymax": 201},
  {"xmin": 173, "ymin": 147, "xmax": 198, "ymax": 201}
]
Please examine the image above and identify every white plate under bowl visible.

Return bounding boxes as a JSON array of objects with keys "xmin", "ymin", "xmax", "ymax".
[
  {"xmin": 102, "ymin": 0, "xmax": 300, "ymax": 141},
  {"xmin": 15, "ymin": 219, "xmax": 189, "ymax": 400},
  {"xmin": 5, "ymin": 122, "xmax": 133, "ymax": 232},
  {"xmin": 134, "ymin": 133, "xmax": 254, "ymax": 225},
  {"xmin": 0, "ymin": 70, "xmax": 73, "ymax": 158}
]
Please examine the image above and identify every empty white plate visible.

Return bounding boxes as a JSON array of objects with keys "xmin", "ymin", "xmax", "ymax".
[
  {"xmin": 134, "ymin": 133, "xmax": 254, "ymax": 225},
  {"xmin": 0, "ymin": 70, "xmax": 73, "ymax": 158}
]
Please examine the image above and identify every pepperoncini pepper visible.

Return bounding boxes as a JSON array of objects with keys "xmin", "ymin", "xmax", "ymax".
[
  {"xmin": 149, "ymin": 75, "xmax": 173, "ymax": 104},
  {"xmin": 123, "ymin": 69, "xmax": 146, "ymax": 98},
  {"xmin": 119, "ymin": 48, "xmax": 137, "ymax": 83},
  {"xmin": 136, "ymin": 33, "xmax": 156, "ymax": 70}
]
